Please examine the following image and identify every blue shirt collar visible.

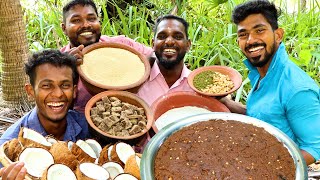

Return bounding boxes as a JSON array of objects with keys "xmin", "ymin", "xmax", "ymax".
[{"xmin": 27, "ymin": 107, "xmax": 83, "ymax": 141}]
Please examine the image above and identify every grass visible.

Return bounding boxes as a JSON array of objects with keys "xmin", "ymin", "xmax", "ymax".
[{"xmin": 14, "ymin": 0, "xmax": 320, "ymax": 103}]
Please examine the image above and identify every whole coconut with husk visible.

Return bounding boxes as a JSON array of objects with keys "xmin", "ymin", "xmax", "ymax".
[
  {"xmin": 5, "ymin": 138, "xmax": 23, "ymax": 161},
  {"xmin": 49, "ymin": 141, "xmax": 78, "ymax": 171}
]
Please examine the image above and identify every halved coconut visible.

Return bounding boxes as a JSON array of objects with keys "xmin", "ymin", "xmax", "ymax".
[
  {"xmin": 18, "ymin": 127, "xmax": 52, "ymax": 149},
  {"xmin": 49, "ymin": 141, "xmax": 78, "ymax": 170},
  {"xmin": 114, "ymin": 173, "xmax": 138, "ymax": 180},
  {"xmin": 41, "ymin": 164, "xmax": 77, "ymax": 180},
  {"xmin": 76, "ymin": 162, "xmax": 110, "ymax": 180},
  {"xmin": 102, "ymin": 162, "xmax": 124, "ymax": 179},
  {"xmin": 97, "ymin": 144, "xmax": 112, "ymax": 165},
  {"xmin": 85, "ymin": 139, "xmax": 102, "ymax": 159},
  {"xmin": 108, "ymin": 145, "xmax": 114, "ymax": 161},
  {"xmin": 18, "ymin": 147, "xmax": 54, "ymax": 178},
  {"xmin": 71, "ymin": 141, "xmax": 95, "ymax": 163},
  {"xmin": 111, "ymin": 142, "xmax": 135, "ymax": 166},
  {"xmin": 124, "ymin": 154, "xmax": 141, "ymax": 179},
  {"xmin": 76, "ymin": 140, "xmax": 97, "ymax": 159}
]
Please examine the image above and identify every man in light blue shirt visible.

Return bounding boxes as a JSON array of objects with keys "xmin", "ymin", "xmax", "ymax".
[
  {"xmin": 0, "ymin": 50, "xmax": 90, "ymax": 179},
  {"xmin": 221, "ymin": 0, "xmax": 320, "ymax": 165}
]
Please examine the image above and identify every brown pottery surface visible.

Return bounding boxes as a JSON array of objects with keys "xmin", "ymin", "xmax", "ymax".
[
  {"xmin": 187, "ymin": 65, "xmax": 242, "ymax": 97},
  {"xmin": 77, "ymin": 42, "xmax": 151, "ymax": 94},
  {"xmin": 84, "ymin": 90, "xmax": 153, "ymax": 144},
  {"xmin": 151, "ymin": 91, "xmax": 230, "ymax": 133}
]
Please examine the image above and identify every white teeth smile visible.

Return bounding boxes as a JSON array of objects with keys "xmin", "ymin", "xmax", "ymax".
[
  {"xmin": 47, "ymin": 102, "xmax": 64, "ymax": 107},
  {"xmin": 249, "ymin": 46, "xmax": 264, "ymax": 52},
  {"xmin": 164, "ymin": 49, "xmax": 176, "ymax": 53},
  {"xmin": 80, "ymin": 32, "xmax": 93, "ymax": 36}
]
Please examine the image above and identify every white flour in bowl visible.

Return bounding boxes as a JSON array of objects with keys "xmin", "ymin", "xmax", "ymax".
[{"xmin": 155, "ymin": 106, "xmax": 211, "ymax": 131}]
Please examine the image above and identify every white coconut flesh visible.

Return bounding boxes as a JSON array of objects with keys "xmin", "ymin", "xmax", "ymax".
[
  {"xmin": 102, "ymin": 162, "xmax": 124, "ymax": 179},
  {"xmin": 108, "ymin": 145, "xmax": 113, "ymax": 161},
  {"xmin": 67, "ymin": 141, "xmax": 74, "ymax": 151},
  {"xmin": 135, "ymin": 155, "xmax": 141, "ymax": 169},
  {"xmin": 76, "ymin": 140, "xmax": 97, "ymax": 158},
  {"xmin": 22, "ymin": 128, "xmax": 52, "ymax": 147},
  {"xmin": 18, "ymin": 148, "xmax": 54, "ymax": 178},
  {"xmin": 80, "ymin": 163, "xmax": 110, "ymax": 180},
  {"xmin": 46, "ymin": 164, "xmax": 77, "ymax": 180},
  {"xmin": 85, "ymin": 139, "xmax": 102, "ymax": 158},
  {"xmin": 116, "ymin": 143, "xmax": 135, "ymax": 164},
  {"xmin": 114, "ymin": 173, "xmax": 138, "ymax": 180},
  {"xmin": 46, "ymin": 137, "xmax": 58, "ymax": 145}
]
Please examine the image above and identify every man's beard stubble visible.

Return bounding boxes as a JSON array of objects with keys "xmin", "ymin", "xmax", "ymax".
[
  {"xmin": 70, "ymin": 32, "xmax": 101, "ymax": 47},
  {"xmin": 246, "ymin": 42, "xmax": 276, "ymax": 68},
  {"xmin": 155, "ymin": 51, "xmax": 186, "ymax": 70}
]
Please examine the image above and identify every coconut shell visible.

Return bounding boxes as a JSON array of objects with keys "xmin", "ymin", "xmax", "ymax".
[
  {"xmin": 110, "ymin": 142, "xmax": 124, "ymax": 167},
  {"xmin": 124, "ymin": 155, "xmax": 140, "ymax": 179},
  {"xmin": 71, "ymin": 143, "xmax": 95, "ymax": 163},
  {"xmin": 18, "ymin": 128, "xmax": 51, "ymax": 150},
  {"xmin": 5, "ymin": 138, "xmax": 23, "ymax": 161},
  {"xmin": 135, "ymin": 153, "xmax": 142, "ymax": 158},
  {"xmin": 76, "ymin": 163, "xmax": 110, "ymax": 180},
  {"xmin": 97, "ymin": 144, "xmax": 111, "ymax": 165},
  {"xmin": 49, "ymin": 141, "xmax": 79, "ymax": 171},
  {"xmin": 0, "ymin": 141, "xmax": 13, "ymax": 167}
]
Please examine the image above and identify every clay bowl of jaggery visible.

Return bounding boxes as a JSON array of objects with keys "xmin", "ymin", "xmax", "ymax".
[
  {"xmin": 85, "ymin": 90, "xmax": 153, "ymax": 145},
  {"xmin": 188, "ymin": 65, "xmax": 242, "ymax": 97},
  {"xmin": 77, "ymin": 42, "xmax": 151, "ymax": 95},
  {"xmin": 151, "ymin": 91, "xmax": 230, "ymax": 133},
  {"xmin": 141, "ymin": 112, "xmax": 308, "ymax": 180}
]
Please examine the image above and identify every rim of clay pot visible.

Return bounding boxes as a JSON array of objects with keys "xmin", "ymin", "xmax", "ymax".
[
  {"xmin": 150, "ymin": 91, "xmax": 230, "ymax": 133},
  {"xmin": 187, "ymin": 65, "xmax": 242, "ymax": 97},
  {"xmin": 84, "ymin": 90, "xmax": 153, "ymax": 140},
  {"xmin": 77, "ymin": 42, "xmax": 151, "ymax": 91}
]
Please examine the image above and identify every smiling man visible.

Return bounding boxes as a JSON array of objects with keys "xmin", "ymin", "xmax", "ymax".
[
  {"xmin": 60, "ymin": 0, "xmax": 153, "ymax": 113},
  {"xmin": 137, "ymin": 15, "xmax": 194, "ymax": 105},
  {"xmin": 0, "ymin": 50, "xmax": 90, "ymax": 146},
  {"xmin": 221, "ymin": 0, "xmax": 320, "ymax": 165}
]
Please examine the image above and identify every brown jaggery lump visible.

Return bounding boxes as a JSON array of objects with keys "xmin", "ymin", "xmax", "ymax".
[
  {"xmin": 154, "ymin": 120, "xmax": 295, "ymax": 179},
  {"xmin": 90, "ymin": 96, "xmax": 147, "ymax": 137}
]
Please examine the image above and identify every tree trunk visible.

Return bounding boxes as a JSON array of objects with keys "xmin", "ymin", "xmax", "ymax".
[
  {"xmin": 0, "ymin": 0, "xmax": 32, "ymax": 111},
  {"xmin": 300, "ymin": 0, "xmax": 307, "ymax": 12}
]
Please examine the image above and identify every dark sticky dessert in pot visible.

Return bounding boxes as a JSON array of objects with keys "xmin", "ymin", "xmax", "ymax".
[{"xmin": 154, "ymin": 120, "xmax": 295, "ymax": 179}]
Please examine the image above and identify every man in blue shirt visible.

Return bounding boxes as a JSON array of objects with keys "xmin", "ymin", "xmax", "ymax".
[
  {"xmin": 0, "ymin": 49, "xmax": 90, "ymax": 179},
  {"xmin": 221, "ymin": 0, "xmax": 320, "ymax": 165}
]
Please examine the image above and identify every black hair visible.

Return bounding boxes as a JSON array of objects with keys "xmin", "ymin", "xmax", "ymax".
[
  {"xmin": 25, "ymin": 49, "xmax": 79, "ymax": 87},
  {"xmin": 154, "ymin": 15, "xmax": 189, "ymax": 39},
  {"xmin": 63, "ymin": 0, "xmax": 98, "ymax": 23},
  {"xmin": 232, "ymin": 0, "xmax": 281, "ymax": 30}
]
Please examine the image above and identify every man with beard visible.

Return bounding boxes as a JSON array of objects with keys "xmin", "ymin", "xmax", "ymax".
[
  {"xmin": 221, "ymin": 0, "xmax": 320, "ymax": 165},
  {"xmin": 60, "ymin": 0, "xmax": 153, "ymax": 112},
  {"xmin": 137, "ymin": 15, "xmax": 194, "ymax": 105},
  {"xmin": 0, "ymin": 50, "xmax": 90, "ymax": 178}
]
